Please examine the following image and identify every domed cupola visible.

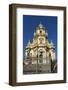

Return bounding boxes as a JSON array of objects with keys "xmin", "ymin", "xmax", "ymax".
[{"xmin": 35, "ymin": 23, "xmax": 48, "ymax": 38}]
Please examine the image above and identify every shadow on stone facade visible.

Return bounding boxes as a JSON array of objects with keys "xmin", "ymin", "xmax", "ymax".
[{"xmin": 23, "ymin": 57, "xmax": 57, "ymax": 74}]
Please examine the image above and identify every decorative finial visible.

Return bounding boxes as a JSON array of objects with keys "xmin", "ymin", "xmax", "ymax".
[
  {"xmin": 45, "ymin": 30, "xmax": 48, "ymax": 37},
  {"xmin": 34, "ymin": 32, "xmax": 36, "ymax": 36},
  {"xmin": 27, "ymin": 40, "xmax": 31, "ymax": 48},
  {"xmin": 39, "ymin": 22, "xmax": 43, "ymax": 28},
  {"xmin": 50, "ymin": 40, "xmax": 55, "ymax": 48},
  {"xmin": 28, "ymin": 40, "xmax": 31, "ymax": 44},
  {"xmin": 51, "ymin": 40, "xmax": 53, "ymax": 44}
]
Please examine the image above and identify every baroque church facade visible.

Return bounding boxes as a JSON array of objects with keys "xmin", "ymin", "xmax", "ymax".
[{"xmin": 23, "ymin": 23, "xmax": 56, "ymax": 74}]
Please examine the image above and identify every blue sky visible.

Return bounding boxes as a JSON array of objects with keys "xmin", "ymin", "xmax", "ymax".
[{"xmin": 23, "ymin": 15, "xmax": 57, "ymax": 59}]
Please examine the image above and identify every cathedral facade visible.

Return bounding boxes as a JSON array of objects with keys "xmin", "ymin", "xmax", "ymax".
[{"xmin": 23, "ymin": 23, "xmax": 56, "ymax": 74}]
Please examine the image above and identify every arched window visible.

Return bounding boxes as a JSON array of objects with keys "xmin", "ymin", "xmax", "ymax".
[
  {"xmin": 40, "ymin": 30, "xmax": 42, "ymax": 34},
  {"xmin": 39, "ymin": 52, "xmax": 43, "ymax": 63}
]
